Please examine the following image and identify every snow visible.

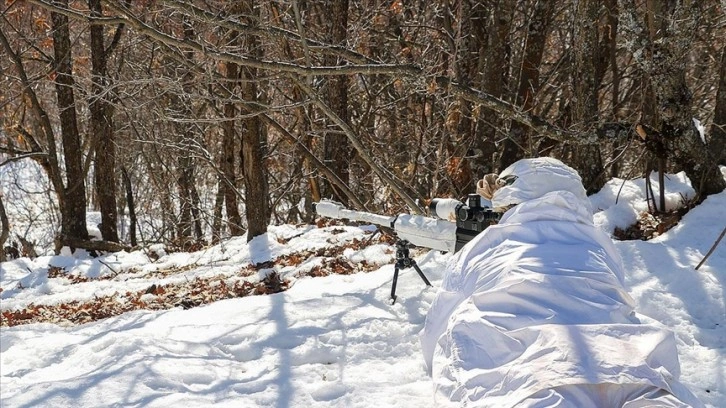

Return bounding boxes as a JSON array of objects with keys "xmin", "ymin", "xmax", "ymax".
[
  {"xmin": 694, "ymin": 118, "xmax": 706, "ymax": 144},
  {"xmin": 1, "ymin": 167, "xmax": 725, "ymax": 407}
]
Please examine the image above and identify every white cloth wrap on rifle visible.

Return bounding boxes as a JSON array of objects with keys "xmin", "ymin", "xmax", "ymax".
[
  {"xmin": 393, "ymin": 215, "xmax": 456, "ymax": 253},
  {"xmin": 420, "ymin": 158, "xmax": 704, "ymax": 408},
  {"xmin": 315, "ymin": 200, "xmax": 457, "ymax": 253},
  {"xmin": 313, "ymin": 200, "xmax": 397, "ymax": 227}
]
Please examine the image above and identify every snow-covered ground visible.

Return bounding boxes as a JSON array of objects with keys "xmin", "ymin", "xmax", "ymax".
[{"xmin": 1, "ymin": 168, "xmax": 725, "ymax": 407}]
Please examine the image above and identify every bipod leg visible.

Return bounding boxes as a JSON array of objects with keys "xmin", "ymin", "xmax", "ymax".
[
  {"xmin": 411, "ymin": 260, "xmax": 432, "ymax": 287},
  {"xmin": 389, "ymin": 239, "xmax": 432, "ymax": 304},
  {"xmin": 390, "ymin": 266, "xmax": 400, "ymax": 304}
]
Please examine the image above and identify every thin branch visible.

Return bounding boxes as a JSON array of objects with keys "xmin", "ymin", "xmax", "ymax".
[
  {"xmin": 97, "ymin": 1, "xmax": 420, "ymax": 77},
  {"xmin": 25, "ymin": 0, "xmax": 127, "ymax": 24},
  {"xmin": 0, "ymin": 26, "xmax": 64, "ymax": 196},
  {"xmin": 435, "ymin": 76, "xmax": 637, "ymax": 145},
  {"xmin": 262, "ymin": 114, "xmax": 367, "ymax": 211},
  {"xmin": 0, "ymin": 152, "xmax": 49, "ymax": 167},
  {"xmin": 104, "ymin": 0, "xmax": 130, "ymax": 55},
  {"xmin": 167, "ymin": 0, "xmax": 377, "ymax": 65},
  {"xmin": 695, "ymin": 226, "xmax": 726, "ymax": 270},
  {"xmin": 296, "ymin": 80, "xmax": 423, "ymax": 214}
]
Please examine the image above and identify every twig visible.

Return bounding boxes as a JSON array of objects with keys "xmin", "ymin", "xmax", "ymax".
[
  {"xmin": 695, "ymin": 225, "xmax": 726, "ymax": 270},
  {"xmin": 363, "ymin": 229, "xmax": 381, "ymax": 246},
  {"xmin": 97, "ymin": 259, "xmax": 119, "ymax": 277}
]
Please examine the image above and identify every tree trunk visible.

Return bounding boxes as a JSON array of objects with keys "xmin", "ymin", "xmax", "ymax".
[
  {"xmin": 710, "ymin": 45, "xmax": 726, "ymax": 166},
  {"xmin": 120, "ymin": 167, "xmax": 137, "ymax": 246},
  {"xmin": 0, "ymin": 20, "xmax": 66, "ymax": 245},
  {"xmin": 51, "ymin": 0, "xmax": 89, "ymax": 242},
  {"xmin": 211, "ymin": 179, "xmax": 225, "ymax": 244},
  {"xmin": 173, "ymin": 16, "xmax": 203, "ymax": 244},
  {"xmin": 240, "ymin": 0, "xmax": 270, "ymax": 241},
  {"xmin": 605, "ymin": 0, "xmax": 622, "ymax": 178},
  {"xmin": 570, "ymin": 0, "xmax": 606, "ymax": 194},
  {"xmin": 0, "ymin": 195, "xmax": 8, "ymax": 262},
  {"xmin": 501, "ymin": 0, "xmax": 553, "ymax": 170},
  {"xmin": 300, "ymin": 106, "xmax": 318, "ymax": 221},
  {"xmin": 476, "ymin": 0, "xmax": 508, "ymax": 174},
  {"xmin": 190, "ymin": 179, "xmax": 203, "ymax": 241},
  {"xmin": 221, "ymin": 21, "xmax": 244, "ymax": 237},
  {"xmin": 176, "ymin": 154, "xmax": 194, "ymax": 240},
  {"xmin": 448, "ymin": 0, "xmax": 477, "ymax": 194},
  {"xmin": 322, "ymin": 0, "xmax": 351, "ymax": 205},
  {"xmin": 88, "ymin": 0, "xmax": 119, "ymax": 242}
]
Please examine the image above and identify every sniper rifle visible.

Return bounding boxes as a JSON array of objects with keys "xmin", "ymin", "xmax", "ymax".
[{"xmin": 313, "ymin": 194, "xmax": 502, "ymax": 302}]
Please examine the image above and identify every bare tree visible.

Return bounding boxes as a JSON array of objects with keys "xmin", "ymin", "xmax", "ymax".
[
  {"xmin": 239, "ymin": 0, "xmax": 270, "ymax": 241},
  {"xmin": 218, "ymin": 4, "xmax": 245, "ymax": 238},
  {"xmin": 321, "ymin": 0, "xmax": 351, "ymax": 205},
  {"xmin": 88, "ymin": 0, "xmax": 123, "ymax": 242},
  {"xmin": 49, "ymin": 1, "xmax": 89, "ymax": 243},
  {"xmin": 710, "ymin": 45, "xmax": 726, "ymax": 165},
  {"xmin": 500, "ymin": 0, "xmax": 553, "ymax": 170},
  {"xmin": 168, "ymin": 17, "xmax": 204, "ymax": 244},
  {"xmin": 568, "ymin": 0, "xmax": 607, "ymax": 193}
]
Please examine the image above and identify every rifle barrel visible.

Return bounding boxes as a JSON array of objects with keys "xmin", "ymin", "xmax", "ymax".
[
  {"xmin": 313, "ymin": 200, "xmax": 457, "ymax": 253},
  {"xmin": 313, "ymin": 201, "xmax": 397, "ymax": 227}
]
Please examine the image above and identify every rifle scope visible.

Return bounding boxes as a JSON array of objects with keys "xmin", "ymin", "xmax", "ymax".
[{"xmin": 430, "ymin": 194, "xmax": 502, "ymax": 251}]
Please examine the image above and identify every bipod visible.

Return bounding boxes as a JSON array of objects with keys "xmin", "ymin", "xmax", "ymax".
[{"xmin": 390, "ymin": 239, "xmax": 432, "ymax": 304}]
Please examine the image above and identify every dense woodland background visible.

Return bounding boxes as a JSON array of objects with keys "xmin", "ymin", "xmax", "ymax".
[{"xmin": 1, "ymin": 0, "xmax": 726, "ymax": 258}]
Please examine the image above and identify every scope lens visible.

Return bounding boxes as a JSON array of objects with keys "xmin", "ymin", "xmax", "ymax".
[{"xmin": 457, "ymin": 206, "xmax": 470, "ymax": 221}]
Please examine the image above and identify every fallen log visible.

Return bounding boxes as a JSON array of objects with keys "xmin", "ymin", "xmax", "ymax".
[{"xmin": 57, "ymin": 235, "xmax": 132, "ymax": 254}]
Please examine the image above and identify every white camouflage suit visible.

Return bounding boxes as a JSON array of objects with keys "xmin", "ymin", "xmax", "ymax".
[{"xmin": 421, "ymin": 158, "xmax": 705, "ymax": 408}]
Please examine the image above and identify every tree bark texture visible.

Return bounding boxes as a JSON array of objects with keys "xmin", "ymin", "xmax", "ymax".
[
  {"xmin": 322, "ymin": 0, "xmax": 351, "ymax": 205},
  {"xmin": 570, "ymin": 0, "xmax": 606, "ymax": 194},
  {"xmin": 222, "ymin": 60, "xmax": 244, "ymax": 237},
  {"xmin": 500, "ymin": 0, "xmax": 553, "ymax": 170},
  {"xmin": 0, "ymin": 195, "xmax": 9, "ymax": 262},
  {"xmin": 120, "ymin": 167, "xmax": 137, "ymax": 246},
  {"xmin": 51, "ymin": 0, "xmax": 89, "ymax": 242},
  {"xmin": 239, "ymin": 0, "xmax": 270, "ymax": 241},
  {"xmin": 173, "ymin": 16, "xmax": 203, "ymax": 242},
  {"xmin": 476, "ymin": 0, "xmax": 509, "ymax": 173},
  {"xmin": 88, "ymin": 0, "xmax": 119, "ymax": 242},
  {"xmin": 710, "ymin": 45, "xmax": 726, "ymax": 165}
]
